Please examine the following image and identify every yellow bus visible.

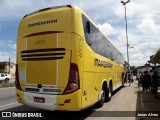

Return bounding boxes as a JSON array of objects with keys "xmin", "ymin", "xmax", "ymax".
[{"xmin": 16, "ymin": 5, "xmax": 126, "ymax": 111}]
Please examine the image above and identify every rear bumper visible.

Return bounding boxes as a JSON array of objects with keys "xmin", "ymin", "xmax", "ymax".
[
  {"xmin": 24, "ymin": 92, "xmax": 57, "ymax": 111},
  {"xmin": 16, "ymin": 89, "xmax": 82, "ymax": 111}
]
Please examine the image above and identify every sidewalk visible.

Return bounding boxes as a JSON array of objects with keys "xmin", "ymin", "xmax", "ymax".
[
  {"xmin": 129, "ymin": 80, "xmax": 160, "ymax": 120},
  {"xmin": 0, "ymin": 79, "xmax": 15, "ymax": 88},
  {"xmin": 9, "ymin": 78, "xmax": 15, "ymax": 83}
]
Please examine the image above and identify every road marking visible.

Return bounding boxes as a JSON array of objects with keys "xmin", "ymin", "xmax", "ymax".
[
  {"xmin": 0, "ymin": 91, "xmax": 15, "ymax": 95},
  {"xmin": 0, "ymin": 102, "xmax": 18, "ymax": 108},
  {"xmin": 0, "ymin": 87, "xmax": 15, "ymax": 90},
  {"xmin": 0, "ymin": 87, "xmax": 15, "ymax": 93}
]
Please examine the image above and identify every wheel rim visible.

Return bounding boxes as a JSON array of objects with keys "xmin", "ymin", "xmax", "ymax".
[
  {"xmin": 109, "ymin": 85, "xmax": 111, "ymax": 98},
  {"xmin": 109, "ymin": 90, "xmax": 111, "ymax": 98},
  {"xmin": 101, "ymin": 90, "xmax": 105, "ymax": 103}
]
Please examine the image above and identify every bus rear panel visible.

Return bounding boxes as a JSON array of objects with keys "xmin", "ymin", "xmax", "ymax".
[{"xmin": 16, "ymin": 5, "xmax": 82, "ymax": 111}]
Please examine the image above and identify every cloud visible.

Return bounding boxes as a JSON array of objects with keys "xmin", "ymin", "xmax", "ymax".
[
  {"xmin": 0, "ymin": 40, "xmax": 5, "ymax": 46},
  {"xmin": 108, "ymin": 0, "xmax": 160, "ymax": 66},
  {"xmin": 137, "ymin": 18, "xmax": 159, "ymax": 34},
  {"xmin": 0, "ymin": 51, "xmax": 16, "ymax": 62},
  {"xmin": 0, "ymin": 0, "xmax": 160, "ymax": 67},
  {"xmin": 0, "ymin": 51, "xmax": 9, "ymax": 56},
  {"xmin": 0, "ymin": 0, "xmax": 64, "ymax": 21},
  {"xmin": 113, "ymin": 2, "xmax": 146, "ymax": 19},
  {"xmin": 8, "ymin": 44, "xmax": 16, "ymax": 50},
  {"xmin": 0, "ymin": 0, "xmax": 118, "ymax": 22},
  {"xmin": 0, "ymin": 39, "xmax": 16, "ymax": 62},
  {"xmin": 0, "ymin": 51, "xmax": 10, "ymax": 62},
  {"xmin": 98, "ymin": 23, "xmax": 115, "ymax": 35},
  {"xmin": 109, "ymin": 27, "xmax": 160, "ymax": 66},
  {"xmin": 0, "ymin": 0, "xmax": 31, "ymax": 20},
  {"xmin": 0, "ymin": 52, "xmax": 16, "ymax": 63}
]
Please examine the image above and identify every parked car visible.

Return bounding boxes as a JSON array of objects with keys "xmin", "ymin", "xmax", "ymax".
[{"xmin": 0, "ymin": 73, "xmax": 11, "ymax": 83}]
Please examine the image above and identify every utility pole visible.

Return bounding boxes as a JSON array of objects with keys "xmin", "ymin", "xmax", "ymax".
[
  {"xmin": 9, "ymin": 57, "xmax": 10, "ymax": 74},
  {"xmin": 121, "ymin": 0, "xmax": 130, "ymax": 72}
]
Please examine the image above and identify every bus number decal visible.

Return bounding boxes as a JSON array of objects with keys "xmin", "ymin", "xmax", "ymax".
[{"xmin": 78, "ymin": 38, "xmax": 83, "ymax": 58}]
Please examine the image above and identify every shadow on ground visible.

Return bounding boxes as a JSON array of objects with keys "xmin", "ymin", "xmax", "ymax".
[
  {"xmin": 136, "ymin": 88, "xmax": 160, "ymax": 120},
  {"xmin": 1, "ymin": 86, "xmax": 124, "ymax": 120}
]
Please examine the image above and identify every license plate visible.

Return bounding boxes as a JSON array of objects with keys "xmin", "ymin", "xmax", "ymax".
[{"xmin": 34, "ymin": 97, "xmax": 45, "ymax": 103}]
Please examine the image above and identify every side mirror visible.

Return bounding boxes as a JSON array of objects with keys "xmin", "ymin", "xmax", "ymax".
[{"xmin": 86, "ymin": 21, "xmax": 90, "ymax": 33}]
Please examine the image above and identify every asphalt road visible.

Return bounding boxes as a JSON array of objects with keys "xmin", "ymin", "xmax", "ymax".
[
  {"xmin": 0, "ymin": 87, "xmax": 20, "ymax": 111},
  {"xmin": 0, "ymin": 81, "xmax": 145, "ymax": 120}
]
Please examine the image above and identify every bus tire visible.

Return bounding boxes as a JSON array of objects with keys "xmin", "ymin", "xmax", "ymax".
[
  {"xmin": 105, "ymin": 83, "xmax": 112, "ymax": 102},
  {"xmin": 96, "ymin": 86, "xmax": 106, "ymax": 108}
]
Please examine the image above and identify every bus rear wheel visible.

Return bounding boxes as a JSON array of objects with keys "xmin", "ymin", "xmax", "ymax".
[{"xmin": 105, "ymin": 83, "xmax": 112, "ymax": 102}]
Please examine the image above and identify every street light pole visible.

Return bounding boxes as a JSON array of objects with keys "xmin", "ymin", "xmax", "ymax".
[
  {"xmin": 121, "ymin": 0, "xmax": 130, "ymax": 72},
  {"xmin": 9, "ymin": 57, "xmax": 10, "ymax": 74}
]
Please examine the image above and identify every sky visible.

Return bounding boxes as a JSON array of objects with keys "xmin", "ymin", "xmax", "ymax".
[{"xmin": 0, "ymin": 0, "xmax": 160, "ymax": 67}]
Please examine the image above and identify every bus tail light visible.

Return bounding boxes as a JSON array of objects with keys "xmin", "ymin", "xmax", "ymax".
[
  {"xmin": 63, "ymin": 63, "xmax": 80, "ymax": 94},
  {"xmin": 15, "ymin": 64, "xmax": 22, "ymax": 90}
]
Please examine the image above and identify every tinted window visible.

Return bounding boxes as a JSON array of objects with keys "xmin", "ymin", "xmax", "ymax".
[
  {"xmin": 82, "ymin": 15, "xmax": 125, "ymax": 65},
  {"xmin": 82, "ymin": 15, "xmax": 97, "ymax": 52}
]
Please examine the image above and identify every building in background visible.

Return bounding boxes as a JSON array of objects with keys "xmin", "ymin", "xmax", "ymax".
[
  {"xmin": 149, "ymin": 49, "xmax": 160, "ymax": 76},
  {"xmin": 149, "ymin": 49, "xmax": 160, "ymax": 64},
  {"xmin": 129, "ymin": 49, "xmax": 160, "ymax": 77},
  {"xmin": 0, "ymin": 62, "xmax": 15, "ymax": 78},
  {"xmin": 136, "ymin": 65, "xmax": 152, "ymax": 74}
]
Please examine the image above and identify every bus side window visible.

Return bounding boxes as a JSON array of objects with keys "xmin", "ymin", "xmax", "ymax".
[{"xmin": 86, "ymin": 21, "xmax": 90, "ymax": 34}]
